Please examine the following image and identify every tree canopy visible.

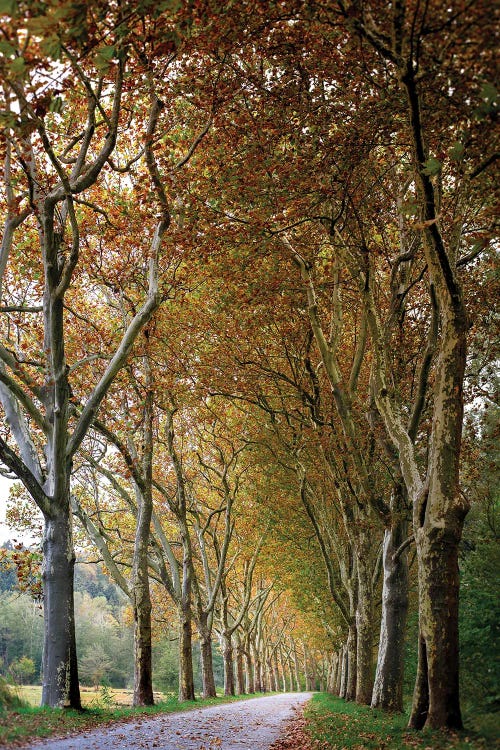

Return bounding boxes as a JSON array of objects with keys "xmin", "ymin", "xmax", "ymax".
[{"xmin": 0, "ymin": 0, "xmax": 498, "ymax": 733}]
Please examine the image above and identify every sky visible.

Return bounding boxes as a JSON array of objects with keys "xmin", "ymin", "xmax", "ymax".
[
  {"xmin": 0, "ymin": 474, "xmax": 40, "ymax": 545},
  {"xmin": 0, "ymin": 475, "xmax": 14, "ymax": 543}
]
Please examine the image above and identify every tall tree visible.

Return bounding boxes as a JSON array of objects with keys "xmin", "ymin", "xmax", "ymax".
[
  {"xmin": 329, "ymin": 0, "xmax": 497, "ymax": 728},
  {"xmin": 0, "ymin": 2, "xmax": 173, "ymax": 706}
]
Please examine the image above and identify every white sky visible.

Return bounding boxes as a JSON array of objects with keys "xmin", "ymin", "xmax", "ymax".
[
  {"xmin": 0, "ymin": 475, "xmax": 14, "ymax": 543},
  {"xmin": 0, "ymin": 475, "xmax": 40, "ymax": 545},
  {"xmin": 0, "ymin": 476, "xmax": 12, "ymax": 544}
]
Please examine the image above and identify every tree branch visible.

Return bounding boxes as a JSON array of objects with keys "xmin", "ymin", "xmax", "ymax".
[{"xmin": 0, "ymin": 437, "xmax": 50, "ymax": 516}]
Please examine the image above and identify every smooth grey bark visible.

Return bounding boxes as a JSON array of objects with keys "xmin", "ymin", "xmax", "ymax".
[
  {"xmin": 273, "ymin": 650, "xmax": 281, "ymax": 693},
  {"xmin": 345, "ymin": 624, "xmax": 357, "ymax": 701},
  {"xmin": 200, "ymin": 633, "xmax": 217, "ymax": 698},
  {"xmin": 267, "ymin": 655, "xmax": 276, "ymax": 692},
  {"xmin": 235, "ymin": 634, "xmax": 246, "ymax": 694},
  {"xmin": 253, "ymin": 641, "xmax": 263, "ymax": 693},
  {"xmin": 355, "ymin": 551, "xmax": 374, "ymax": 704},
  {"xmin": 131, "ymin": 379, "xmax": 154, "ymax": 707},
  {"xmin": 339, "ymin": 644, "xmax": 348, "ymax": 698},
  {"xmin": 244, "ymin": 633, "xmax": 255, "ymax": 693},
  {"xmin": 286, "ymin": 655, "xmax": 294, "ymax": 693},
  {"xmin": 372, "ymin": 487, "xmax": 409, "ymax": 711},
  {"xmin": 333, "ymin": 652, "xmax": 340, "ymax": 694},
  {"xmin": 41, "ymin": 510, "xmax": 80, "ymax": 708},
  {"xmin": 194, "ymin": 606, "xmax": 216, "ymax": 697},
  {"xmin": 222, "ymin": 631, "xmax": 235, "ymax": 696}
]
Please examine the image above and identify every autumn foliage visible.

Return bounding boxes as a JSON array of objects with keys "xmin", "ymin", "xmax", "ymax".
[{"xmin": 0, "ymin": 0, "xmax": 497, "ymax": 736}]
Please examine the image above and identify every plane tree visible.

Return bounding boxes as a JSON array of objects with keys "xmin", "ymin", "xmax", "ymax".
[
  {"xmin": 177, "ymin": 3, "xmax": 497, "ymax": 723},
  {"xmin": 316, "ymin": 1, "xmax": 498, "ymax": 728},
  {"xmin": 0, "ymin": 2, "xmax": 175, "ymax": 705}
]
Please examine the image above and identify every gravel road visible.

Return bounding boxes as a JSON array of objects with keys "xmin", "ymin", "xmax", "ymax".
[{"xmin": 21, "ymin": 692, "xmax": 313, "ymax": 750}]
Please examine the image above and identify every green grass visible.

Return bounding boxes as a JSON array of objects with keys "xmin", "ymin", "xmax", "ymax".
[
  {"xmin": 6, "ymin": 689, "xmax": 497, "ymax": 749},
  {"xmin": 0, "ymin": 689, "xmax": 273, "ymax": 746},
  {"xmin": 304, "ymin": 694, "xmax": 500, "ymax": 750}
]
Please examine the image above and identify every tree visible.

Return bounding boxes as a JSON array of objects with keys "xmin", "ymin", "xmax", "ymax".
[
  {"xmin": 9, "ymin": 655, "xmax": 35, "ymax": 685},
  {"xmin": 78, "ymin": 645, "xmax": 112, "ymax": 690},
  {"xmin": 0, "ymin": 3, "xmax": 170, "ymax": 705},
  {"xmin": 329, "ymin": 1, "xmax": 497, "ymax": 728},
  {"xmin": 0, "ymin": 591, "xmax": 43, "ymax": 679},
  {"xmin": 185, "ymin": 1, "xmax": 496, "ymax": 725}
]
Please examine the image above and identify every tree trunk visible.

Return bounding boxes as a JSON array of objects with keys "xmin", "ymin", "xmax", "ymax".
[
  {"xmin": 308, "ymin": 658, "xmax": 317, "ymax": 691},
  {"xmin": 335, "ymin": 648, "xmax": 343, "ymax": 695},
  {"xmin": 339, "ymin": 643, "xmax": 348, "ymax": 698},
  {"xmin": 179, "ymin": 604, "xmax": 195, "ymax": 701},
  {"xmin": 200, "ymin": 635, "xmax": 217, "ymax": 698},
  {"xmin": 273, "ymin": 650, "xmax": 281, "ymax": 692},
  {"xmin": 245, "ymin": 644, "xmax": 254, "ymax": 693},
  {"xmin": 253, "ymin": 642, "xmax": 262, "ymax": 692},
  {"xmin": 41, "ymin": 510, "xmax": 81, "ymax": 709},
  {"xmin": 409, "ymin": 525, "xmax": 463, "ymax": 728},
  {"xmin": 132, "ymin": 581, "xmax": 153, "ymax": 706},
  {"xmin": 235, "ymin": 638, "xmax": 245, "ymax": 695},
  {"xmin": 278, "ymin": 650, "xmax": 287, "ymax": 692},
  {"xmin": 402, "ymin": 59, "xmax": 468, "ymax": 731},
  {"xmin": 223, "ymin": 632, "xmax": 235, "ymax": 696},
  {"xmin": 409, "ymin": 630, "xmax": 429, "ymax": 728},
  {"xmin": 197, "ymin": 606, "xmax": 216, "ymax": 697},
  {"xmin": 260, "ymin": 659, "xmax": 267, "ymax": 692},
  {"xmin": 345, "ymin": 625, "xmax": 357, "ymax": 701},
  {"xmin": 287, "ymin": 656, "xmax": 294, "ymax": 692},
  {"xmin": 293, "ymin": 642, "xmax": 301, "ymax": 691},
  {"xmin": 328, "ymin": 653, "xmax": 338, "ymax": 694},
  {"xmin": 372, "ymin": 496, "xmax": 409, "ymax": 711},
  {"xmin": 254, "ymin": 660, "xmax": 262, "ymax": 692},
  {"xmin": 355, "ymin": 557, "xmax": 374, "ymax": 704},
  {"xmin": 266, "ymin": 656, "xmax": 274, "ymax": 691},
  {"xmin": 408, "ymin": 304, "xmax": 467, "ymax": 729},
  {"xmin": 303, "ymin": 645, "xmax": 310, "ymax": 692},
  {"xmin": 132, "ymin": 372, "xmax": 155, "ymax": 707}
]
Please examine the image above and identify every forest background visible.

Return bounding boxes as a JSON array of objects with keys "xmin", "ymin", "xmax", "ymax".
[{"xmin": 0, "ymin": 0, "xmax": 498, "ymax": 742}]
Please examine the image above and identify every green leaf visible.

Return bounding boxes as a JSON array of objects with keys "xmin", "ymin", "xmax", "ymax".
[
  {"xmin": 9, "ymin": 56, "xmax": 26, "ymax": 76},
  {"xmin": 40, "ymin": 34, "xmax": 63, "ymax": 61},
  {"xmin": 473, "ymin": 82, "xmax": 499, "ymax": 120},
  {"xmin": 0, "ymin": 0, "xmax": 16, "ymax": 16},
  {"xmin": 0, "ymin": 40, "xmax": 16, "ymax": 57},
  {"xmin": 97, "ymin": 45, "xmax": 116, "ymax": 61},
  {"xmin": 480, "ymin": 82, "xmax": 498, "ymax": 105},
  {"xmin": 49, "ymin": 96, "xmax": 64, "ymax": 114},
  {"xmin": 449, "ymin": 141, "xmax": 465, "ymax": 162},
  {"xmin": 422, "ymin": 157, "xmax": 442, "ymax": 176},
  {"xmin": 95, "ymin": 45, "xmax": 116, "ymax": 73},
  {"xmin": 401, "ymin": 200, "xmax": 419, "ymax": 218},
  {"xmin": 0, "ymin": 110, "xmax": 16, "ymax": 128}
]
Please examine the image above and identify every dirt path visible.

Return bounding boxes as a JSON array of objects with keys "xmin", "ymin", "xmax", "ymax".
[{"xmin": 21, "ymin": 693, "xmax": 313, "ymax": 750}]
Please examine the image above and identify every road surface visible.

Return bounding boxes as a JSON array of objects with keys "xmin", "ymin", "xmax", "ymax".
[{"xmin": 21, "ymin": 692, "xmax": 312, "ymax": 750}]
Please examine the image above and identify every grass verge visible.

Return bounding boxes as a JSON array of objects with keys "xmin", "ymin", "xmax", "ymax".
[
  {"xmin": 304, "ymin": 694, "xmax": 500, "ymax": 750},
  {"xmin": 0, "ymin": 690, "xmax": 273, "ymax": 747}
]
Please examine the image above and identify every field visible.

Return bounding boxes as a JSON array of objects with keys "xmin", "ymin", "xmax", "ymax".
[{"xmin": 16, "ymin": 685, "xmax": 166, "ymax": 708}]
